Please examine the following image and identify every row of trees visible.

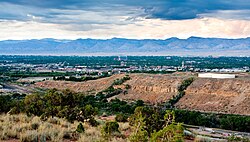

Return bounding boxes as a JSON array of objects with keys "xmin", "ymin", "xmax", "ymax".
[
  {"xmin": 3, "ymin": 71, "xmax": 73, "ymax": 78},
  {"xmin": 0, "ymin": 88, "xmax": 144, "ymax": 122},
  {"xmin": 166, "ymin": 77, "xmax": 195, "ymax": 108},
  {"xmin": 174, "ymin": 109, "xmax": 250, "ymax": 132},
  {"xmin": 112, "ymin": 75, "xmax": 131, "ymax": 85}
]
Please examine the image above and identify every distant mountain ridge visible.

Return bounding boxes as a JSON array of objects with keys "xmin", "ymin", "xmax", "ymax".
[{"xmin": 0, "ymin": 37, "xmax": 250, "ymax": 56}]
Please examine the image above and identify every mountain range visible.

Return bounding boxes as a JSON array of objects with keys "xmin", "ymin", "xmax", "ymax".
[{"xmin": 0, "ymin": 37, "xmax": 249, "ymax": 56}]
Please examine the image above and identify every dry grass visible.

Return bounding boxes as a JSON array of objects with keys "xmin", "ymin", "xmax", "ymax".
[
  {"xmin": 0, "ymin": 114, "xmax": 79, "ymax": 141},
  {"xmin": 0, "ymin": 114, "xmax": 131, "ymax": 142}
]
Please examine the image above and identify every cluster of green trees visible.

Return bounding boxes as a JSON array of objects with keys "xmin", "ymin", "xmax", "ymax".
[
  {"xmin": 129, "ymin": 107, "xmax": 184, "ymax": 142},
  {"xmin": 0, "ymin": 93, "xmax": 26, "ymax": 113},
  {"xmin": 166, "ymin": 77, "xmax": 195, "ymax": 108},
  {"xmin": 174, "ymin": 109, "xmax": 250, "ymax": 132},
  {"xmin": 100, "ymin": 106, "xmax": 184, "ymax": 142},
  {"xmin": 8, "ymin": 89, "xmax": 99, "ymax": 124},
  {"xmin": 112, "ymin": 75, "xmax": 131, "ymax": 85},
  {"xmin": 96, "ymin": 75, "xmax": 131, "ymax": 98},
  {"xmin": 3, "ymin": 71, "xmax": 74, "ymax": 78},
  {"xmin": 0, "ymin": 88, "xmax": 144, "ymax": 121}
]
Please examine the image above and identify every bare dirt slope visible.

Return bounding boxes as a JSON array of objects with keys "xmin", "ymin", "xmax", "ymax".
[
  {"xmin": 111, "ymin": 74, "xmax": 188, "ymax": 104},
  {"xmin": 175, "ymin": 78, "xmax": 250, "ymax": 115},
  {"xmin": 35, "ymin": 73, "xmax": 189, "ymax": 104},
  {"xmin": 35, "ymin": 74, "xmax": 125, "ymax": 94}
]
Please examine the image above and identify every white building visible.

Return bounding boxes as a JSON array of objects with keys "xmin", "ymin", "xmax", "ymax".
[{"xmin": 198, "ymin": 73, "xmax": 235, "ymax": 79}]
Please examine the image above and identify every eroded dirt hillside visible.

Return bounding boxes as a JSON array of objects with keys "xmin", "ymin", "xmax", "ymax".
[
  {"xmin": 35, "ymin": 73, "xmax": 190, "ymax": 104},
  {"xmin": 175, "ymin": 78, "xmax": 250, "ymax": 115},
  {"xmin": 35, "ymin": 74, "xmax": 125, "ymax": 94},
  {"xmin": 111, "ymin": 74, "xmax": 189, "ymax": 104}
]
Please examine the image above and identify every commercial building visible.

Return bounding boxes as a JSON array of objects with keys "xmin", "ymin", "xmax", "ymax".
[{"xmin": 198, "ymin": 73, "xmax": 236, "ymax": 79}]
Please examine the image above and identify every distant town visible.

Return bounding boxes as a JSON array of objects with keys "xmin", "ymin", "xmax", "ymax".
[{"xmin": 1, "ymin": 55, "xmax": 249, "ymax": 76}]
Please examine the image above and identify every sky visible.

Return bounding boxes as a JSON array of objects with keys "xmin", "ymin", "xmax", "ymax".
[{"xmin": 1, "ymin": 0, "xmax": 250, "ymax": 40}]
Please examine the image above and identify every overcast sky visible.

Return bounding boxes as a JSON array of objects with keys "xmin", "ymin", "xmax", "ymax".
[{"xmin": 1, "ymin": 0, "xmax": 250, "ymax": 40}]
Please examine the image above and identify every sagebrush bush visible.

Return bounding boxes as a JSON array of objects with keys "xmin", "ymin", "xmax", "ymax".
[
  {"xmin": 76, "ymin": 123, "xmax": 85, "ymax": 133},
  {"xmin": 115, "ymin": 114, "xmax": 127, "ymax": 122},
  {"xmin": 20, "ymin": 130, "xmax": 39, "ymax": 142},
  {"xmin": 88, "ymin": 118, "xmax": 99, "ymax": 127},
  {"xmin": 102, "ymin": 121, "xmax": 120, "ymax": 140}
]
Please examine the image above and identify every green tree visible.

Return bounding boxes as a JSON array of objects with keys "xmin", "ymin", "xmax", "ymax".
[
  {"xmin": 150, "ymin": 110, "xmax": 184, "ymax": 142},
  {"xmin": 129, "ymin": 113, "xmax": 148, "ymax": 142},
  {"xmin": 24, "ymin": 94, "xmax": 44, "ymax": 116},
  {"xmin": 44, "ymin": 90, "xmax": 62, "ymax": 118},
  {"xmin": 129, "ymin": 106, "xmax": 163, "ymax": 135},
  {"xmin": 150, "ymin": 123, "xmax": 184, "ymax": 142},
  {"xmin": 102, "ymin": 121, "xmax": 120, "ymax": 140},
  {"xmin": 0, "ymin": 95, "xmax": 12, "ymax": 113}
]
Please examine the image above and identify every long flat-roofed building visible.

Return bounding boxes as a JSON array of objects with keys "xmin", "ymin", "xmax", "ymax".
[{"xmin": 198, "ymin": 73, "xmax": 236, "ymax": 79}]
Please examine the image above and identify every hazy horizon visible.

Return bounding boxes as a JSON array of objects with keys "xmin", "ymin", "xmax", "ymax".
[{"xmin": 1, "ymin": 36, "xmax": 250, "ymax": 41}]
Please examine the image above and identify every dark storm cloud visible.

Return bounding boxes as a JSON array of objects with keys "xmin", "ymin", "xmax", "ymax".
[
  {"xmin": 140, "ymin": 0, "xmax": 250, "ymax": 20},
  {"xmin": 0, "ymin": 0, "xmax": 250, "ymax": 23}
]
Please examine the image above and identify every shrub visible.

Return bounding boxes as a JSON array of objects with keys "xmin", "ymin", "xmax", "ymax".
[
  {"xmin": 20, "ymin": 130, "xmax": 38, "ymax": 142},
  {"xmin": 125, "ymin": 84, "xmax": 131, "ymax": 89},
  {"xmin": 115, "ymin": 114, "xmax": 127, "ymax": 122},
  {"xmin": 151, "ymin": 123, "xmax": 184, "ymax": 142},
  {"xmin": 8, "ymin": 107, "xmax": 20, "ymax": 115},
  {"xmin": 76, "ymin": 123, "xmax": 85, "ymax": 133},
  {"xmin": 88, "ymin": 118, "xmax": 99, "ymax": 127},
  {"xmin": 30, "ymin": 123, "xmax": 39, "ymax": 130},
  {"xmin": 102, "ymin": 121, "xmax": 120, "ymax": 139},
  {"xmin": 47, "ymin": 117, "xmax": 60, "ymax": 125}
]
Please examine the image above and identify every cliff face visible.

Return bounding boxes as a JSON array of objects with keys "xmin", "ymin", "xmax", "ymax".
[
  {"xmin": 112, "ymin": 74, "xmax": 187, "ymax": 104},
  {"xmin": 175, "ymin": 78, "xmax": 250, "ymax": 115}
]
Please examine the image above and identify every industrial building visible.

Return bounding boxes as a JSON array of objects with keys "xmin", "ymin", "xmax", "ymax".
[{"xmin": 198, "ymin": 73, "xmax": 236, "ymax": 79}]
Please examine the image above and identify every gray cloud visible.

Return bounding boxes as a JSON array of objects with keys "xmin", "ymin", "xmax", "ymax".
[
  {"xmin": 0, "ymin": 0, "xmax": 250, "ymax": 39},
  {"xmin": 1, "ymin": 0, "xmax": 250, "ymax": 22}
]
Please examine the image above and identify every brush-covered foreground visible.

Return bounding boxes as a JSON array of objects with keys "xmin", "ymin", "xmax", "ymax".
[{"xmin": 0, "ymin": 114, "xmax": 130, "ymax": 142}]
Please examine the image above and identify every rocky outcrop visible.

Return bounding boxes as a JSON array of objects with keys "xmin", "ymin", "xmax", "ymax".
[
  {"xmin": 112, "ymin": 74, "xmax": 188, "ymax": 104},
  {"xmin": 35, "ymin": 73, "xmax": 189, "ymax": 104},
  {"xmin": 175, "ymin": 78, "xmax": 250, "ymax": 115}
]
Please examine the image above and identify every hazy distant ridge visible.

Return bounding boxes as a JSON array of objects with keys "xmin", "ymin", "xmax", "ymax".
[{"xmin": 0, "ymin": 37, "xmax": 250, "ymax": 56}]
